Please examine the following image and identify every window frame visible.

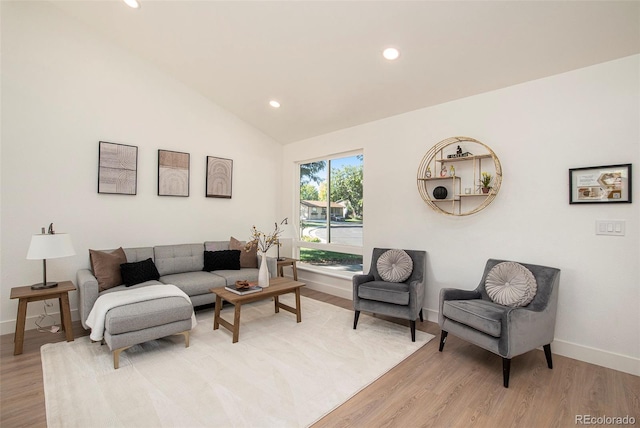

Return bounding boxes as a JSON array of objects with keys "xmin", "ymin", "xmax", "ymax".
[{"xmin": 294, "ymin": 150, "xmax": 364, "ymax": 270}]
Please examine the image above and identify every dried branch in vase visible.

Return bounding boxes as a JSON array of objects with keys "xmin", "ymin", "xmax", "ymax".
[{"xmin": 246, "ymin": 223, "xmax": 283, "ymax": 253}]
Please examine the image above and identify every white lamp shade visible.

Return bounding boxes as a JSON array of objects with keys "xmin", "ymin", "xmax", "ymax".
[{"xmin": 26, "ymin": 234, "xmax": 76, "ymax": 260}]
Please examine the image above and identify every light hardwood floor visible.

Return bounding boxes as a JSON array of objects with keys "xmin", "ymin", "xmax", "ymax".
[{"xmin": 1, "ymin": 288, "xmax": 638, "ymax": 427}]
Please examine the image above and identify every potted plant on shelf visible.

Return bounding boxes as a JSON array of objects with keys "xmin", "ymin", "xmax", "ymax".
[{"xmin": 479, "ymin": 172, "xmax": 493, "ymax": 193}]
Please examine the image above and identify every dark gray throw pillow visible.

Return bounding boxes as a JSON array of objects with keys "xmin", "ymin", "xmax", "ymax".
[
  {"xmin": 203, "ymin": 250, "xmax": 241, "ymax": 271},
  {"xmin": 120, "ymin": 258, "xmax": 160, "ymax": 287}
]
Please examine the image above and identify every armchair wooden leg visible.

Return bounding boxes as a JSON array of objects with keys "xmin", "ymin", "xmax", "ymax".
[
  {"xmin": 502, "ymin": 358, "xmax": 511, "ymax": 388},
  {"xmin": 438, "ymin": 331, "xmax": 448, "ymax": 352},
  {"xmin": 353, "ymin": 311, "xmax": 360, "ymax": 329},
  {"xmin": 410, "ymin": 320, "xmax": 416, "ymax": 342},
  {"xmin": 543, "ymin": 344, "xmax": 553, "ymax": 369},
  {"xmin": 419, "ymin": 309, "xmax": 423, "ymax": 322}
]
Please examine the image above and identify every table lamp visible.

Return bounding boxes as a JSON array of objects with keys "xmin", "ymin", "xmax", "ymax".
[{"xmin": 26, "ymin": 223, "xmax": 75, "ymax": 290}]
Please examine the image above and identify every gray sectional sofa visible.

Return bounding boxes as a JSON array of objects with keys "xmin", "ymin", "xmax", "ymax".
[{"xmin": 77, "ymin": 241, "xmax": 277, "ymax": 330}]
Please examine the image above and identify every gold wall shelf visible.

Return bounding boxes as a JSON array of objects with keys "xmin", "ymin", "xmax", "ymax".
[{"xmin": 417, "ymin": 137, "xmax": 502, "ymax": 216}]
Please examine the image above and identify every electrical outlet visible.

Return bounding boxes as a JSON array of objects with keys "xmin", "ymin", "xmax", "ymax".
[{"xmin": 595, "ymin": 220, "xmax": 625, "ymax": 236}]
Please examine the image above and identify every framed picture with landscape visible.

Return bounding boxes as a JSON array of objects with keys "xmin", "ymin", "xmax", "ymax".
[
  {"xmin": 206, "ymin": 156, "xmax": 233, "ymax": 198},
  {"xmin": 158, "ymin": 150, "xmax": 190, "ymax": 197},
  {"xmin": 98, "ymin": 141, "xmax": 138, "ymax": 195},
  {"xmin": 569, "ymin": 163, "xmax": 632, "ymax": 204}
]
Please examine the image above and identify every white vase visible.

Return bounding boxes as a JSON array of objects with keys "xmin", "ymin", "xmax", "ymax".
[{"xmin": 258, "ymin": 252, "xmax": 269, "ymax": 288}]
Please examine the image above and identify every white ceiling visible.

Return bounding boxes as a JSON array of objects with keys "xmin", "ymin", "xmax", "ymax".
[{"xmin": 49, "ymin": 0, "xmax": 640, "ymax": 144}]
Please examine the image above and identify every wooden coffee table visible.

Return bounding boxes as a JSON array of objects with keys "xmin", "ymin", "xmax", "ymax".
[{"xmin": 210, "ymin": 276, "xmax": 305, "ymax": 343}]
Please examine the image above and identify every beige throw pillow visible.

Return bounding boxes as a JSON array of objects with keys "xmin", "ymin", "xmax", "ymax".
[
  {"xmin": 229, "ymin": 237, "xmax": 258, "ymax": 268},
  {"xmin": 485, "ymin": 262, "xmax": 537, "ymax": 307},
  {"xmin": 377, "ymin": 249, "xmax": 413, "ymax": 283},
  {"xmin": 89, "ymin": 248, "xmax": 127, "ymax": 292}
]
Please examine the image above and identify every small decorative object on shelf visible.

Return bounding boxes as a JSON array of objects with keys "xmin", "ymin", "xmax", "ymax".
[
  {"xmin": 447, "ymin": 146, "xmax": 473, "ymax": 159},
  {"xmin": 425, "ymin": 166, "xmax": 431, "ymax": 178},
  {"xmin": 480, "ymin": 172, "xmax": 493, "ymax": 193},
  {"xmin": 440, "ymin": 165, "xmax": 448, "ymax": 177},
  {"xmin": 450, "ymin": 165, "xmax": 455, "ymax": 177},
  {"xmin": 433, "ymin": 186, "xmax": 448, "ymax": 200}
]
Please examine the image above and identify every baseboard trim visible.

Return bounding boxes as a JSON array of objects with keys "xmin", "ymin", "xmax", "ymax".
[
  {"xmin": 0, "ymin": 309, "xmax": 79, "ymax": 336},
  {"xmin": 306, "ymin": 280, "xmax": 640, "ymax": 377},
  {"xmin": 550, "ymin": 339, "xmax": 640, "ymax": 376}
]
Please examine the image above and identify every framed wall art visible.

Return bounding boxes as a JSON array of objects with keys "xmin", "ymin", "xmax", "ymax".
[
  {"xmin": 98, "ymin": 141, "xmax": 138, "ymax": 195},
  {"xmin": 206, "ymin": 156, "xmax": 233, "ymax": 198},
  {"xmin": 569, "ymin": 163, "xmax": 632, "ymax": 204},
  {"xmin": 158, "ymin": 150, "xmax": 190, "ymax": 197}
]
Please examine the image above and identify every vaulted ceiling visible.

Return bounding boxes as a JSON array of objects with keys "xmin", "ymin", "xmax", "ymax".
[{"xmin": 49, "ymin": 0, "xmax": 640, "ymax": 144}]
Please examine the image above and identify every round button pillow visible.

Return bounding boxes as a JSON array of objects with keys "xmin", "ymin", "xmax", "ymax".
[
  {"xmin": 376, "ymin": 249, "xmax": 413, "ymax": 283},
  {"xmin": 485, "ymin": 261, "xmax": 537, "ymax": 307}
]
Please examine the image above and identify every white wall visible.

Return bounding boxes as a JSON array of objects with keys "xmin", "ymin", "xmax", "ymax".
[
  {"xmin": 283, "ymin": 55, "xmax": 640, "ymax": 375},
  {"xmin": 2, "ymin": 1, "xmax": 638, "ymax": 376},
  {"xmin": 0, "ymin": 2, "xmax": 281, "ymax": 332}
]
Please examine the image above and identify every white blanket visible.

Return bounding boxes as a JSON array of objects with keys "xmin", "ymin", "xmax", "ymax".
[{"xmin": 86, "ymin": 284, "xmax": 196, "ymax": 341}]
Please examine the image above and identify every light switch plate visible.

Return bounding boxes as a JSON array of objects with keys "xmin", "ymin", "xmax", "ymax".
[{"xmin": 595, "ymin": 220, "xmax": 625, "ymax": 236}]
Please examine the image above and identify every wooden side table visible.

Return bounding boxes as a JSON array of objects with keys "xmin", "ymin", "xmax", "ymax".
[
  {"xmin": 277, "ymin": 257, "xmax": 298, "ymax": 281},
  {"xmin": 10, "ymin": 280, "xmax": 76, "ymax": 355}
]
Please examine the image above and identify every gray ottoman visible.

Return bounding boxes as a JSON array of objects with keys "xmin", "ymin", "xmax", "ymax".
[{"xmin": 103, "ymin": 296, "xmax": 193, "ymax": 369}]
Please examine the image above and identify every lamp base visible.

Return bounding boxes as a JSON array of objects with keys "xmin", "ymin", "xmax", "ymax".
[{"xmin": 31, "ymin": 282, "xmax": 58, "ymax": 290}]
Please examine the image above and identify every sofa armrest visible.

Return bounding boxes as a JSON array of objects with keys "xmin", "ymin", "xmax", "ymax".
[
  {"xmin": 440, "ymin": 288, "xmax": 481, "ymax": 302},
  {"xmin": 76, "ymin": 269, "xmax": 99, "ymax": 330},
  {"xmin": 352, "ymin": 273, "xmax": 374, "ymax": 302},
  {"xmin": 438, "ymin": 288, "xmax": 482, "ymax": 327}
]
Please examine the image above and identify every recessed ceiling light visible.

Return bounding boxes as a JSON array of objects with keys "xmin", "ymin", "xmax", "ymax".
[
  {"xmin": 382, "ymin": 47, "xmax": 400, "ymax": 61},
  {"xmin": 123, "ymin": 0, "xmax": 140, "ymax": 9},
  {"xmin": 269, "ymin": 100, "xmax": 281, "ymax": 108}
]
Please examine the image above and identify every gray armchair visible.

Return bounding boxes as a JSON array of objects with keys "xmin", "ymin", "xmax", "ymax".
[
  {"xmin": 353, "ymin": 248, "xmax": 427, "ymax": 341},
  {"xmin": 438, "ymin": 258, "xmax": 561, "ymax": 387}
]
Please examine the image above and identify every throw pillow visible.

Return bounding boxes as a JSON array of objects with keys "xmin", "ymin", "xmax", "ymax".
[
  {"xmin": 377, "ymin": 249, "xmax": 413, "ymax": 283},
  {"xmin": 229, "ymin": 236, "xmax": 258, "ymax": 268},
  {"xmin": 485, "ymin": 262, "xmax": 537, "ymax": 307},
  {"xmin": 89, "ymin": 248, "xmax": 127, "ymax": 292},
  {"xmin": 203, "ymin": 250, "xmax": 241, "ymax": 271},
  {"xmin": 120, "ymin": 258, "xmax": 160, "ymax": 287}
]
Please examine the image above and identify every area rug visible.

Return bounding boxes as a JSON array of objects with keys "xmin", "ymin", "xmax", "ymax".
[{"xmin": 41, "ymin": 295, "xmax": 433, "ymax": 427}]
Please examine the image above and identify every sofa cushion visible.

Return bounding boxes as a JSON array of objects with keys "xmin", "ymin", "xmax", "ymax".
[
  {"xmin": 160, "ymin": 271, "xmax": 226, "ymax": 296},
  {"xmin": 442, "ymin": 299, "xmax": 508, "ymax": 337},
  {"xmin": 229, "ymin": 237, "xmax": 258, "ymax": 268},
  {"xmin": 203, "ymin": 250, "xmax": 241, "ymax": 271},
  {"xmin": 122, "ymin": 247, "xmax": 154, "ymax": 264},
  {"xmin": 105, "ymin": 296, "xmax": 193, "ymax": 335},
  {"xmin": 154, "ymin": 243, "xmax": 204, "ymax": 276},
  {"xmin": 358, "ymin": 280, "xmax": 410, "ymax": 305},
  {"xmin": 376, "ymin": 249, "xmax": 413, "ymax": 283},
  {"xmin": 120, "ymin": 258, "xmax": 161, "ymax": 287},
  {"xmin": 204, "ymin": 241, "xmax": 229, "ymax": 252},
  {"xmin": 89, "ymin": 248, "xmax": 127, "ymax": 292},
  {"xmin": 211, "ymin": 268, "xmax": 260, "ymax": 286},
  {"xmin": 485, "ymin": 262, "xmax": 537, "ymax": 307}
]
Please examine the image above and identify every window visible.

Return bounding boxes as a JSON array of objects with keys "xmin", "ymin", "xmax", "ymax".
[{"xmin": 296, "ymin": 152, "xmax": 363, "ymax": 274}]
